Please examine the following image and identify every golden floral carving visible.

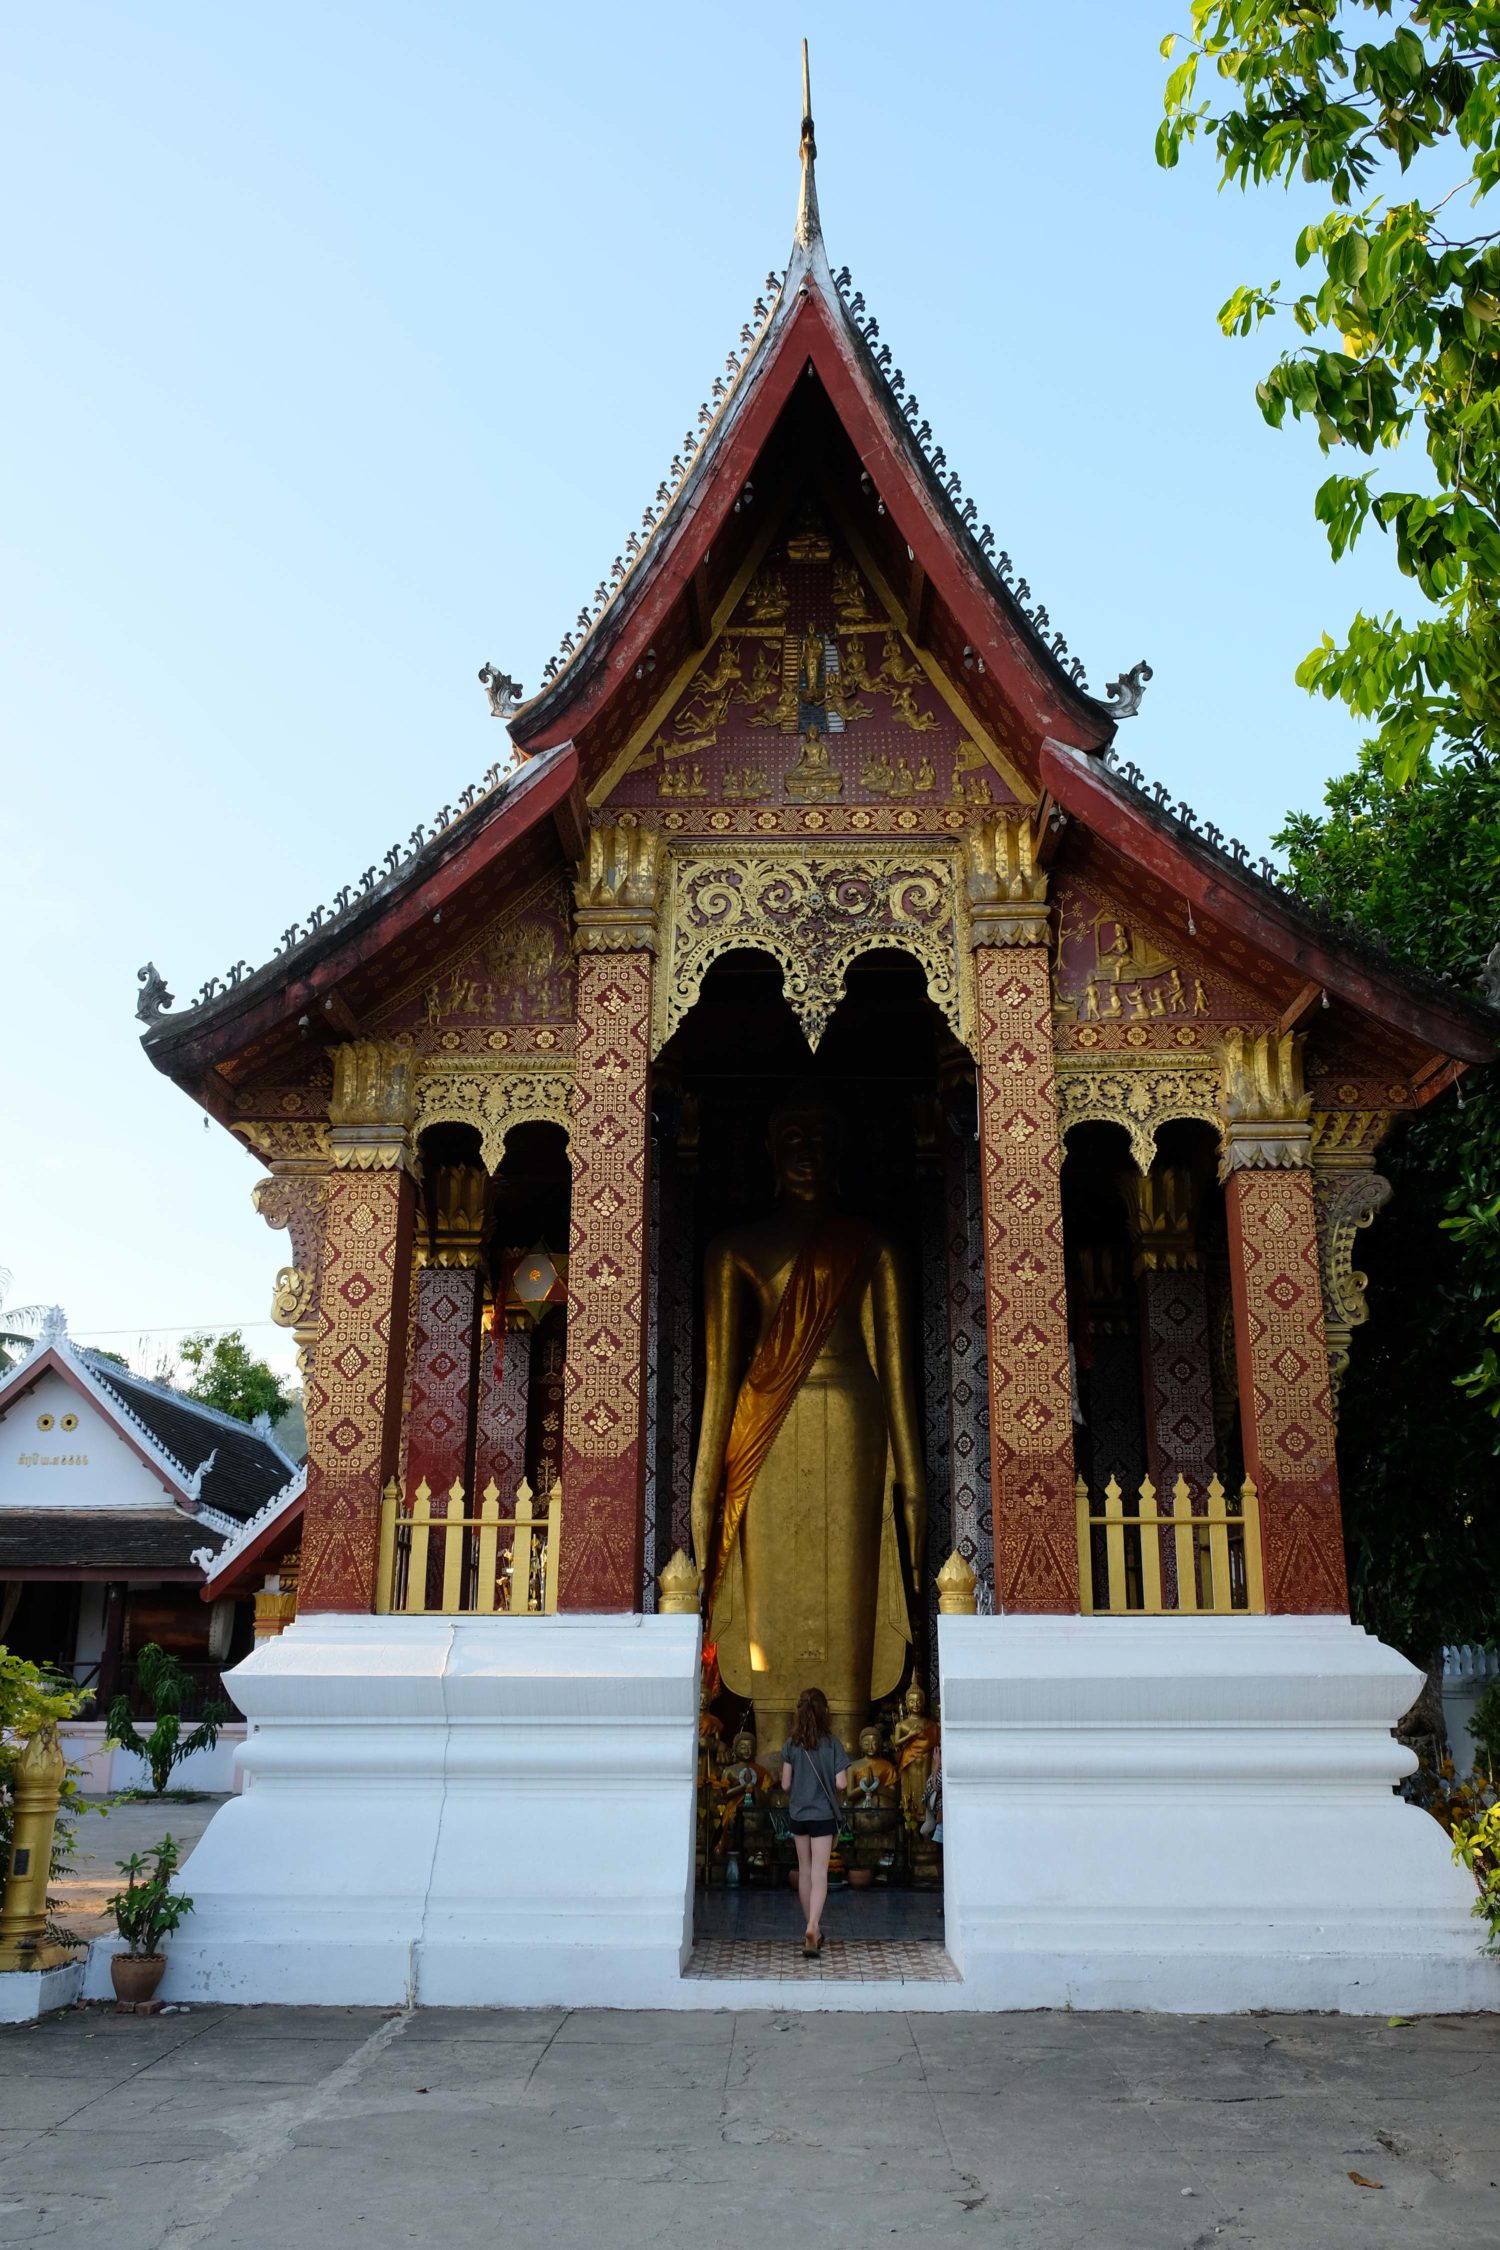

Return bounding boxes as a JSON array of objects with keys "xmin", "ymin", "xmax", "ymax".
[
  {"xmin": 1055, "ymin": 1057, "xmax": 1222, "ymax": 1173},
  {"xmin": 252, "ymin": 1162, "xmax": 328, "ymax": 1376},
  {"xmin": 654, "ymin": 843, "xmax": 975, "ymax": 1054},
  {"xmin": 1312, "ymin": 1162, "xmax": 1395, "ymax": 1401},
  {"xmin": 413, "ymin": 1058, "xmax": 574, "ymax": 1171}
]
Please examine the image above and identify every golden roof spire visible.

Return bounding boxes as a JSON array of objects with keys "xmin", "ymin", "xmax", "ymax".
[{"xmin": 795, "ymin": 37, "xmax": 821, "ymax": 250}]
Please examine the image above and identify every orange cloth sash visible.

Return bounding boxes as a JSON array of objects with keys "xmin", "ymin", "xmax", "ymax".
[{"xmin": 708, "ymin": 1216, "xmax": 871, "ymax": 1613}]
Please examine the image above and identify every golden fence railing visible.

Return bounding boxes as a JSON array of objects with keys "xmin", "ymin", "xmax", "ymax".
[
  {"xmin": 1075, "ymin": 1472, "xmax": 1264, "ymax": 1616},
  {"xmin": 376, "ymin": 1476, "xmax": 562, "ymax": 1617}
]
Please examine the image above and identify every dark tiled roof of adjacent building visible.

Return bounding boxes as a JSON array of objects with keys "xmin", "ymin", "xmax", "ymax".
[
  {"xmin": 80, "ymin": 1356, "xmax": 295, "ymax": 1525},
  {"xmin": 0, "ymin": 1511, "xmax": 225, "ymax": 1573}
]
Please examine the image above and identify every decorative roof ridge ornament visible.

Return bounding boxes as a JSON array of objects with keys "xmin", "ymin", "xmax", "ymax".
[
  {"xmin": 794, "ymin": 38, "xmax": 822, "ymax": 252},
  {"xmin": 1101, "ymin": 661, "xmax": 1153, "ymax": 723},
  {"xmin": 136, "ymin": 963, "xmax": 175, "ymax": 1023}
]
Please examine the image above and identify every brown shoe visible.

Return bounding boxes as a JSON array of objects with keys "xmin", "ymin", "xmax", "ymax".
[{"xmin": 802, "ymin": 1933, "xmax": 818, "ymax": 1958}]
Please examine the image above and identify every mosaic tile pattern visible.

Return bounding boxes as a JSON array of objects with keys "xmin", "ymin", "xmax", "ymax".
[{"xmin": 685, "ymin": 1937, "xmax": 961, "ymax": 1983}]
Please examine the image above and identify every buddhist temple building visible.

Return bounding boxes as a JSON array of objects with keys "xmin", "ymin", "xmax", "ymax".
[{"xmin": 115, "ymin": 63, "xmax": 1500, "ymax": 2012}]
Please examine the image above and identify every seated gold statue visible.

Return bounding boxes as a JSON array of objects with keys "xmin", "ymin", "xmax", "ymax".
[
  {"xmin": 714, "ymin": 1727, "xmax": 780, "ymax": 1863},
  {"xmin": 689, "ymin": 1092, "xmax": 926, "ymax": 1752},
  {"xmin": 845, "ymin": 1724, "xmax": 902, "ymax": 1874}
]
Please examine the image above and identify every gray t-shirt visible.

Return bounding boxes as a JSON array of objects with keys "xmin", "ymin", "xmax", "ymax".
[{"xmin": 781, "ymin": 1735, "xmax": 849, "ymax": 1825}]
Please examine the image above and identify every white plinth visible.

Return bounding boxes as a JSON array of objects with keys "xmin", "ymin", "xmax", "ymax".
[
  {"xmin": 938, "ymin": 1614, "xmax": 1500, "ymax": 2014},
  {"xmin": 84, "ymin": 1612, "xmax": 701, "ymax": 2008},
  {"xmin": 0, "ymin": 1959, "xmax": 83, "ymax": 2022}
]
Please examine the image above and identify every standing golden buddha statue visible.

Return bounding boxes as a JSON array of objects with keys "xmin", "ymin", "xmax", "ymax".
[
  {"xmin": 689, "ymin": 1093, "xmax": 927, "ymax": 1752},
  {"xmin": 890, "ymin": 1679, "xmax": 941, "ymax": 1845}
]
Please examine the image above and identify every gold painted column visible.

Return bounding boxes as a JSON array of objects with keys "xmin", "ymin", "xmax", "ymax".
[
  {"xmin": 298, "ymin": 1042, "xmax": 419, "ymax": 1614},
  {"xmin": 558, "ymin": 824, "xmax": 662, "ymax": 1611},
  {"xmin": 1219, "ymin": 1032, "xmax": 1349, "ymax": 1612},
  {"xmin": 968, "ymin": 815, "xmax": 1079, "ymax": 1611}
]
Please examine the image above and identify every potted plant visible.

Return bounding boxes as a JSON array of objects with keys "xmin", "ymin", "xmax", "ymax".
[{"xmin": 104, "ymin": 1834, "xmax": 193, "ymax": 2005}]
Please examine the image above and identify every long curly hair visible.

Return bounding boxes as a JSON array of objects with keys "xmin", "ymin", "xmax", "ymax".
[{"xmin": 789, "ymin": 1686, "xmax": 832, "ymax": 1752}]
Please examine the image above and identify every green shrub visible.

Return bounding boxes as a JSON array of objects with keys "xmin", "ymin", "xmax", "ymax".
[{"xmin": 105, "ymin": 1644, "xmax": 230, "ymax": 1796}]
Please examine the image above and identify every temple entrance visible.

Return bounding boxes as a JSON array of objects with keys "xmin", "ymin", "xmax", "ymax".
[{"xmin": 652, "ymin": 949, "xmax": 965, "ymax": 1970}]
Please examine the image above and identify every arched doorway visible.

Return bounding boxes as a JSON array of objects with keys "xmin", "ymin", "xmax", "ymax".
[{"xmin": 653, "ymin": 946, "xmax": 964, "ymax": 1961}]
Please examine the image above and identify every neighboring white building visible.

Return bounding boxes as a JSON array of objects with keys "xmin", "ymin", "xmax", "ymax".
[{"xmin": 0, "ymin": 1310, "xmax": 300, "ymax": 1787}]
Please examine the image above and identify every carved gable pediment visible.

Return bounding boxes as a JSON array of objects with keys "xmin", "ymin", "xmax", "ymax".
[{"xmin": 600, "ymin": 496, "xmax": 1023, "ymax": 833}]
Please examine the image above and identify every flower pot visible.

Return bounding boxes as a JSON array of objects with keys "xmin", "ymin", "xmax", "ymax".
[
  {"xmin": 847, "ymin": 1867, "xmax": 874, "ymax": 1889},
  {"xmin": 110, "ymin": 1954, "xmax": 166, "ymax": 2006}
]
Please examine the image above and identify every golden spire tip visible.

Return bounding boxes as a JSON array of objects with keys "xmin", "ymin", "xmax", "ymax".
[{"xmin": 795, "ymin": 37, "xmax": 821, "ymax": 249}]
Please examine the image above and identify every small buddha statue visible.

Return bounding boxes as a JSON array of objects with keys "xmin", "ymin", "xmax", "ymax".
[
  {"xmin": 889, "ymin": 1680, "xmax": 941, "ymax": 1836},
  {"xmin": 845, "ymin": 1724, "xmax": 902, "ymax": 1877},
  {"xmin": 715, "ymin": 1727, "xmax": 780, "ymax": 1873}
]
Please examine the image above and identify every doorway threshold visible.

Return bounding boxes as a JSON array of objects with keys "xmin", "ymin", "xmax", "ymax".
[{"xmin": 685, "ymin": 1936, "xmax": 959, "ymax": 1983}]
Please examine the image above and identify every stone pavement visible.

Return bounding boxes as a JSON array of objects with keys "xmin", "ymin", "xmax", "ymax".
[
  {"xmin": 54, "ymin": 1798, "xmax": 225, "ymax": 1943},
  {"xmin": 1, "ymin": 2003, "xmax": 1496, "ymax": 2249}
]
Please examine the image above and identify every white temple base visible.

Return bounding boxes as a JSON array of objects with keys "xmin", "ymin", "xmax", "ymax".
[
  {"xmin": 79, "ymin": 1610, "xmax": 1500, "ymax": 2013},
  {"xmin": 84, "ymin": 1612, "xmax": 701, "ymax": 2009},
  {"xmin": 937, "ymin": 1614, "xmax": 1500, "ymax": 2015}
]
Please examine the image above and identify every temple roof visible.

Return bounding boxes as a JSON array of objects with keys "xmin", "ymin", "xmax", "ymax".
[
  {"xmin": 133, "ymin": 59, "xmax": 1498, "ymax": 1094},
  {"xmin": 507, "ymin": 63, "xmax": 1138, "ymax": 771}
]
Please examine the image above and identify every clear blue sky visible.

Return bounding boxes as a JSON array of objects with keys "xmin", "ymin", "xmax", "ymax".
[{"xmin": 2, "ymin": 1, "xmax": 1403, "ymax": 1374}]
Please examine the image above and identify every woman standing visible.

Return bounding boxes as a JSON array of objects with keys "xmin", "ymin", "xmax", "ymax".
[{"xmin": 781, "ymin": 1686, "xmax": 848, "ymax": 1956}]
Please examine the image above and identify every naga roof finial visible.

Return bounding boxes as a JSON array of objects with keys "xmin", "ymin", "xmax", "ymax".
[{"xmin": 795, "ymin": 38, "xmax": 821, "ymax": 250}]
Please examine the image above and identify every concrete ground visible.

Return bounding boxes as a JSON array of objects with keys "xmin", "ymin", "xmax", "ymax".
[
  {"xmin": 0, "ymin": 2004, "xmax": 1495, "ymax": 2249},
  {"xmin": 54, "ymin": 1798, "xmax": 225, "ymax": 1943}
]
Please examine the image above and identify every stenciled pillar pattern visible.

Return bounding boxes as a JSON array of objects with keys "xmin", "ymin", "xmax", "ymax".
[
  {"xmin": 558, "ymin": 822, "xmax": 662, "ymax": 1610},
  {"xmin": 1124, "ymin": 1168, "xmax": 1217, "ymax": 1508},
  {"xmin": 1220, "ymin": 1032, "xmax": 1348, "ymax": 1613},
  {"xmin": 529, "ymin": 1317, "xmax": 567, "ymax": 1494},
  {"xmin": 474, "ymin": 1316, "xmax": 530, "ymax": 1506},
  {"xmin": 299, "ymin": 1042, "xmax": 419, "ymax": 1611},
  {"xmin": 1073, "ymin": 1246, "xmax": 1147, "ymax": 1496},
  {"xmin": 1140, "ymin": 1268, "xmax": 1218, "ymax": 1501},
  {"xmin": 407, "ymin": 1270, "xmax": 480, "ymax": 1499},
  {"xmin": 968, "ymin": 815, "xmax": 1076, "ymax": 1612},
  {"xmin": 406, "ymin": 1164, "xmax": 485, "ymax": 1502}
]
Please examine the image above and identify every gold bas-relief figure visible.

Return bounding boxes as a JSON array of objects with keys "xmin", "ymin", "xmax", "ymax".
[{"xmin": 689, "ymin": 1095, "xmax": 926, "ymax": 1752}]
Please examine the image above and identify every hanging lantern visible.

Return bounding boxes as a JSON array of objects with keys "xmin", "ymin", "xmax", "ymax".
[{"xmin": 490, "ymin": 1241, "xmax": 568, "ymax": 1332}]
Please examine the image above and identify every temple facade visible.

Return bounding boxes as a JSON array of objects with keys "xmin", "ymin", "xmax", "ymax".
[{"xmin": 117, "ymin": 87, "xmax": 1500, "ymax": 2012}]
